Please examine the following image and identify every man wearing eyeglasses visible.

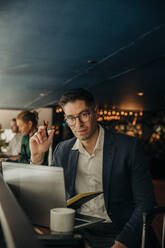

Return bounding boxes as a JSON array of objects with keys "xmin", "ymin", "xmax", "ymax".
[{"xmin": 30, "ymin": 88, "xmax": 156, "ymax": 248}]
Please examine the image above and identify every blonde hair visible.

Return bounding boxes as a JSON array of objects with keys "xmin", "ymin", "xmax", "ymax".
[{"xmin": 17, "ymin": 110, "xmax": 39, "ymax": 129}]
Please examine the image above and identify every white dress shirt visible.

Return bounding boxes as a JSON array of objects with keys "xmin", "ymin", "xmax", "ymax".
[
  {"xmin": 72, "ymin": 125, "xmax": 111, "ymax": 222},
  {"xmin": 6, "ymin": 133, "xmax": 23, "ymax": 155}
]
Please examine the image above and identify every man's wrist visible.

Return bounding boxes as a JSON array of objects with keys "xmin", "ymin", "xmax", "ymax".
[{"xmin": 30, "ymin": 153, "xmax": 44, "ymax": 165}]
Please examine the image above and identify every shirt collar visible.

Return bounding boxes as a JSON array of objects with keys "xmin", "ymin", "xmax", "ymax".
[{"xmin": 72, "ymin": 124, "xmax": 104, "ymax": 153}]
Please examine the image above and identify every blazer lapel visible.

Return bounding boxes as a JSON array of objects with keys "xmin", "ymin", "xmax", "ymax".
[
  {"xmin": 67, "ymin": 149, "xmax": 79, "ymax": 197},
  {"xmin": 103, "ymin": 131, "xmax": 115, "ymax": 210}
]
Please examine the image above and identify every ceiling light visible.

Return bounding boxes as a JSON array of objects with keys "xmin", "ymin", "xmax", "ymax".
[
  {"xmin": 40, "ymin": 93, "xmax": 45, "ymax": 97},
  {"xmin": 88, "ymin": 60, "xmax": 97, "ymax": 64}
]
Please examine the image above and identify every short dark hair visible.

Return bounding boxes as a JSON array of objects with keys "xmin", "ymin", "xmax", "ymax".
[{"xmin": 58, "ymin": 88, "xmax": 95, "ymax": 110}]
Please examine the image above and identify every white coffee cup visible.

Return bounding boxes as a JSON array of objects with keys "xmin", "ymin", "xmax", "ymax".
[{"xmin": 50, "ymin": 208, "xmax": 75, "ymax": 233}]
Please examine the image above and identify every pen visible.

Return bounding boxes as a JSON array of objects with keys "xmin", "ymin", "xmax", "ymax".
[{"xmin": 43, "ymin": 120, "xmax": 48, "ymax": 137}]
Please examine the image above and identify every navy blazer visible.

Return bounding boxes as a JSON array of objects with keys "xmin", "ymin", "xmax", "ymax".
[{"xmin": 52, "ymin": 130, "xmax": 155, "ymax": 247}]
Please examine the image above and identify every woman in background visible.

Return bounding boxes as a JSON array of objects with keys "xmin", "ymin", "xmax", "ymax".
[{"xmin": 15, "ymin": 110, "xmax": 48, "ymax": 164}]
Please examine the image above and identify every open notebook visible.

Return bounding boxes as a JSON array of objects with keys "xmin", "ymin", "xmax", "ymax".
[{"xmin": 2, "ymin": 162, "xmax": 104, "ymax": 230}]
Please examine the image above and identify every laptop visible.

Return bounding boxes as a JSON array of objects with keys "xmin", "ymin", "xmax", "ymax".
[{"xmin": 2, "ymin": 162, "xmax": 104, "ymax": 230}]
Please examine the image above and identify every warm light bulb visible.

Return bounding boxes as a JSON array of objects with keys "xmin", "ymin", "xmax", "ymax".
[
  {"xmin": 99, "ymin": 110, "xmax": 103, "ymax": 115},
  {"xmin": 137, "ymin": 92, "xmax": 144, "ymax": 96}
]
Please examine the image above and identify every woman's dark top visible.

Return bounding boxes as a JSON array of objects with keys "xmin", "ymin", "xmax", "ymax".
[{"xmin": 17, "ymin": 135, "xmax": 48, "ymax": 165}]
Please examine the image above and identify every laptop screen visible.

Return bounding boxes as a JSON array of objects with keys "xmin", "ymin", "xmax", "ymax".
[
  {"xmin": 2, "ymin": 162, "xmax": 105, "ymax": 231},
  {"xmin": 2, "ymin": 162, "xmax": 66, "ymax": 227}
]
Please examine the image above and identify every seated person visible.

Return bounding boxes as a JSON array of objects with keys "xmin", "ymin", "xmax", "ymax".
[
  {"xmin": 6, "ymin": 118, "xmax": 23, "ymax": 156},
  {"xmin": 0, "ymin": 119, "xmax": 23, "ymax": 160},
  {"xmin": 30, "ymin": 88, "xmax": 157, "ymax": 248},
  {"xmin": 15, "ymin": 110, "xmax": 48, "ymax": 164}
]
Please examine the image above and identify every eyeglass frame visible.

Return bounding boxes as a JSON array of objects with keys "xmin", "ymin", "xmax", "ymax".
[{"xmin": 64, "ymin": 110, "xmax": 92, "ymax": 126}]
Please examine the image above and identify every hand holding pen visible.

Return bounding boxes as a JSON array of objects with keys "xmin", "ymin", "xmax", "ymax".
[
  {"xmin": 30, "ymin": 121, "xmax": 55, "ymax": 164},
  {"xmin": 43, "ymin": 120, "xmax": 49, "ymax": 137}
]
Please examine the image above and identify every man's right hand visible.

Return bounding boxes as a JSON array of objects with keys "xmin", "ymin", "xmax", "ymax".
[{"xmin": 30, "ymin": 126, "xmax": 54, "ymax": 164}]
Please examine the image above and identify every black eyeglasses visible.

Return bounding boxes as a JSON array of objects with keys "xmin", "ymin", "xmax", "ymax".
[{"xmin": 65, "ymin": 111, "xmax": 91, "ymax": 126}]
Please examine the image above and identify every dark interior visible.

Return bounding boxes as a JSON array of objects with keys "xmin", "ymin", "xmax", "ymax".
[
  {"xmin": 0, "ymin": 1, "xmax": 165, "ymax": 178},
  {"xmin": 0, "ymin": 0, "xmax": 164, "ymax": 111}
]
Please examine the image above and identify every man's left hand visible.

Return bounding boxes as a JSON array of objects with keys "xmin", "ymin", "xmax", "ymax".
[{"xmin": 111, "ymin": 241, "xmax": 127, "ymax": 248}]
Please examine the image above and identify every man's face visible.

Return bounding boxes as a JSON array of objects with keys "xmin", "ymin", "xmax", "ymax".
[
  {"xmin": 63, "ymin": 100, "xmax": 98, "ymax": 141},
  {"xmin": 10, "ymin": 121, "xmax": 18, "ymax": 133}
]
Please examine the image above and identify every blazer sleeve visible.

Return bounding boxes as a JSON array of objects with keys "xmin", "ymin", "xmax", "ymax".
[
  {"xmin": 51, "ymin": 142, "xmax": 63, "ymax": 166},
  {"xmin": 115, "ymin": 139, "xmax": 156, "ymax": 247}
]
